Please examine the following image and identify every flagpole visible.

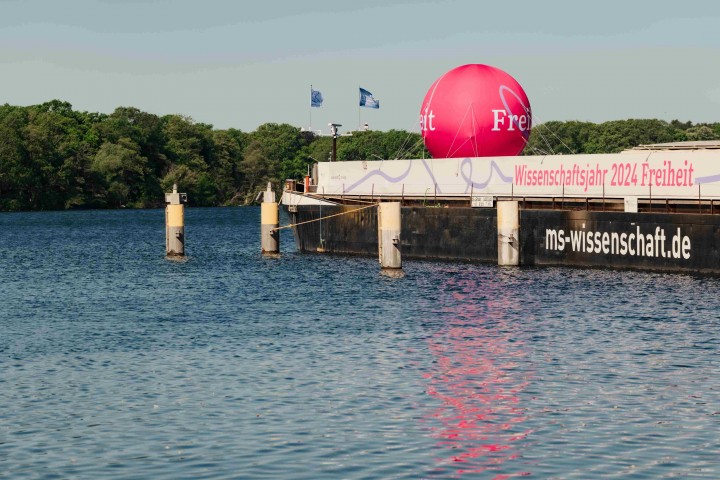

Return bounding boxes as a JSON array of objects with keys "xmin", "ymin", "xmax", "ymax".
[
  {"xmin": 358, "ymin": 86, "xmax": 361, "ymax": 131},
  {"xmin": 309, "ymin": 85, "xmax": 312, "ymax": 131}
]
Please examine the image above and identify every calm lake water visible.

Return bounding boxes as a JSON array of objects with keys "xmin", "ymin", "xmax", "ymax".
[{"xmin": 1, "ymin": 207, "xmax": 719, "ymax": 479}]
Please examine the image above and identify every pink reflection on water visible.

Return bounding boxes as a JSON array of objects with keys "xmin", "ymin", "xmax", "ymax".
[{"xmin": 423, "ymin": 274, "xmax": 533, "ymax": 477}]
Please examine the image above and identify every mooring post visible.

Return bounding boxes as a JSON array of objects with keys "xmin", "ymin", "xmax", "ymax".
[
  {"xmin": 497, "ymin": 200, "xmax": 520, "ymax": 266},
  {"xmin": 261, "ymin": 182, "xmax": 279, "ymax": 254},
  {"xmin": 378, "ymin": 202, "xmax": 402, "ymax": 269},
  {"xmin": 165, "ymin": 183, "xmax": 188, "ymax": 257}
]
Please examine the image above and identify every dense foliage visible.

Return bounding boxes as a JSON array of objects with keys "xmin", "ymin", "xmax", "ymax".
[
  {"xmin": 0, "ymin": 101, "xmax": 718, "ymax": 211},
  {"xmin": 0, "ymin": 101, "xmax": 427, "ymax": 211},
  {"xmin": 522, "ymin": 119, "xmax": 720, "ymax": 155}
]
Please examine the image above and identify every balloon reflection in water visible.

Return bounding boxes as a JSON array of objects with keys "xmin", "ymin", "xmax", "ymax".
[{"xmin": 423, "ymin": 272, "xmax": 533, "ymax": 477}]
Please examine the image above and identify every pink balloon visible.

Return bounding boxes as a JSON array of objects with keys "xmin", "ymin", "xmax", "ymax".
[{"xmin": 420, "ymin": 64, "xmax": 532, "ymax": 158}]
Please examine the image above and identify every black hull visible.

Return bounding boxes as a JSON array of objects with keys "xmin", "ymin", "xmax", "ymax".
[{"xmin": 285, "ymin": 205, "xmax": 720, "ymax": 274}]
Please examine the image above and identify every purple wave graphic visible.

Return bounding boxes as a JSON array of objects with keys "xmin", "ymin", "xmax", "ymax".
[
  {"xmin": 344, "ymin": 159, "xmax": 441, "ymax": 193},
  {"xmin": 342, "ymin": 158, "xmax": 512, "ymax": 194},
  {"xmin": 695, "ymin": 173, "xmax": 720, "ymax": 184},
  {"xmin": 460, "ymin": 158, "xmax": 514, "ymax": 193}
]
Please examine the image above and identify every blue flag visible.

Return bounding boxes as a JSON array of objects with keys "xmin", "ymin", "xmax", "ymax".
[
  {"xmin": 311, "ymin": 87, "xmax": 323, "ymax": 107},
  {"xmin": 359, "ymin": 87, "xmax": 379, "ymax": 109}
]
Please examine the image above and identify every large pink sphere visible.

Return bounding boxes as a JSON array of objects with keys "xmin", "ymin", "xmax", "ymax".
[{"xmin": 420, "ymin": 64, "xmax": 532, "ymax": 158}]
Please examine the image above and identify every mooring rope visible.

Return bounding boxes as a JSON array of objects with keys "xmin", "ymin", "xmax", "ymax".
[{"xmin": 272, "ymin": 203, "xmax": 378, "ymax": 231}]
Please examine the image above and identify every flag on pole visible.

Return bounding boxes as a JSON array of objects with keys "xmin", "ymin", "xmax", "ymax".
[
  {"xmin": 359, "ymin": 87, "xmax": 379, "ymax": 109},
  {"xmin": 311, "ymin": 86, "xmax": 323, "ymax": 107}
]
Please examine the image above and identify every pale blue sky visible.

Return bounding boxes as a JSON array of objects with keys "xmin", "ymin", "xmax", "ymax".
[{"xmin": 2, "ymin": 0, "xmax": 719, "ymax": 133}]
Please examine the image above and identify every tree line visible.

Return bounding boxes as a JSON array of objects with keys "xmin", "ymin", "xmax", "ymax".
[
  {"xmin": 0, "ymin": 101, "xmax": 718, "ymax": 211},
  {"xmin": 523, "ymin": 119, "xmax": 720, "ymax": 155}
]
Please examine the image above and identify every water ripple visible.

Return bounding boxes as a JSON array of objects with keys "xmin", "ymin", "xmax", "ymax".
[{"xmin": 1, "ymin": 208, "xmax": 719, "ymax": 478}]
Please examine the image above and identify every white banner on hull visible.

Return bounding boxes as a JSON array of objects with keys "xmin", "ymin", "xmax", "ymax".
[{"xmin": 316, "ymin": 150, "xmax": 720, "ymax": 200}]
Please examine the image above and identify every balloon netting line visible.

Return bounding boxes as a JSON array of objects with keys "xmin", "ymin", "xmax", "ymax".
[{"xmin": 521, "ymin": 113, "xmax": 577, "ymax": 156}]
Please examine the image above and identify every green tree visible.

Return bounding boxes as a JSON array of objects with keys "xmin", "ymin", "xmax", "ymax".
[
  {"xmin": 584, "ymin": 119, "xmax": 676, "ymax": 153},
  {"xmin": 162, "ymin": 115, "xmax": 212, "ymax": 170},
  {"xmin": 158, "ymin": 115, "xmax": 218, "ymax": 205},
  {"xmin": 685, "ymin": 125, "xmax": 719, "ymax": 141},
  {"xmin": 209, "ymin": 129, "xmax": 247, "ymax": 205},
  {"xmin": 91, "ymin": 138, "xmax": 148, "ymax": 207},
  {"xmin": 0, "ymin": 106, "xmax": 31, "ymax": 210},
  {"xmin": 22, "ymin": 103, "xmax": 88, "ymax": 209},
  {"xmin": 238, "ymin": 123, "xmax": 310, "ymax": 203},
  {"xmin": 337, "ymin": 130, "xmax": 428, "ymax": 160},
  {"xmin": 95, "ymin": 107, "xmax": 166, "ymax": 205},
  {"xmin": 306, "ymin": 135, "xmax": 333, "ymax": 164}
]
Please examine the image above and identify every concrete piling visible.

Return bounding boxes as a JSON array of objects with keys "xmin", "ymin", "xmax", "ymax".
[
  {"xmin": 165, "ymin": 184, "xmax": 187, "ymax": 257},
  {"xmin": 497, "ymin": 200, "xmax": 520, "ymax": 266},
  {"xmin": 261, "ymin": 182, "xmax": 280, "ymax": 254},
  {"xmin": 378, "ymin": 202, "xmax": 402, "ymax": 269}
]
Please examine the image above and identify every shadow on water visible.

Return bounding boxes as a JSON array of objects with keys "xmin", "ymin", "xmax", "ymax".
[
  {"xmin": 164, "ymin": 255, "xmax": 189, "ymax": 263},
  {"xmin": 380, "ymin": 268, "xmax": 406, "ymax": 279}
]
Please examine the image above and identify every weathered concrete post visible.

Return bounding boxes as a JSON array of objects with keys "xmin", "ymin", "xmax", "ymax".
[
  {"xmin": 378, "ymin": 202, "xmax": 402, "ymax": 269},
  {"xmin": 261, "ymin": 182, "xmax": 279, "ymax": 254},
  {"xmin": 165, "ymin": 184, "xmax": 187, "ymax": 257},
  {"xmin": 497, "ymin": 200, "xmax": 520, "ymax": 266}
]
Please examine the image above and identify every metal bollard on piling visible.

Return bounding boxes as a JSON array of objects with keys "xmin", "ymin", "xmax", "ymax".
[
  {"xmin": 378, "ymin": 202, "xmax": 402, "ymax": 269},
  {"xmin": 261, "ymin": 182, "xmax": 280, "ymax": 254},
  {"xmin": 165, "ymin": 184, "xmax": 188, "ymax": 257}
]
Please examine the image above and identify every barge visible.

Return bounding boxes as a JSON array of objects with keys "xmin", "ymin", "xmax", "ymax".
[{"xmin": 281, "ymin": 141, "xmax": 720, "ymax": 274}]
